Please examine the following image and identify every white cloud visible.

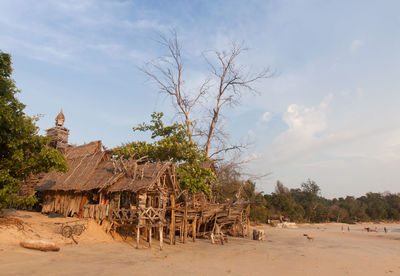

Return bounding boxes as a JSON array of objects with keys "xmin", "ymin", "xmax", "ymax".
[
  {"xmin": 261, "ymin": 111, "xmax": 271, "ymax": 122},
  {"xmin": 264, "ymin": 95, "xmax": 332, "ymax": 167},
  {"xmin": 252, "ymin": 89, "xmax": 400, "ymax": 197},
  {"xmin": 349, "ymin": 39, "xmax": 364, "ymax": 53}
]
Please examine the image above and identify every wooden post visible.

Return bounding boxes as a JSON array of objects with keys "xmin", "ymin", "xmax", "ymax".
[
  {"xmin": 183, "ymin": 203, "xmax": 188, "ymax": 244},
  {"xmin": 192, "ymin": 216, "xmax": 197, "ymax": 242},
  {"xmin": 240, "ymin": 212, "xmax": 244, "ymax": 237},
  {"xmin": 159, "ymin": 225, "xmax": 163, "ymax": 250},
  {"xmin": 144, "ymin": 225, "xmax": 148, "ymax": 241},
  {"xmin": 247, "ymin": 218, "xmax": 251, "ymax": 237},
  {"xmin": 169, "ymin": 194, "xmax": 175, "ymax": 245},
  {"xmin": 148, "ymin": 225, "xmax": 152, "ymax": 248},
  {"xmin": 197, "ymin": 214, "xmax": 201, "ymax": 234},
  {"xmin": 136, "ymin": 225, "xmax": 140, "ymax": 249},
  {"xmin": 246, "ymin": 205, "xmax": 251, "ymax": 237}
]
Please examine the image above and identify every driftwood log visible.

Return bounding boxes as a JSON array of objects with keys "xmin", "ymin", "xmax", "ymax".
[{"xmin": 20, "ymin": 240, "xmax": 60, "ymax": 252}]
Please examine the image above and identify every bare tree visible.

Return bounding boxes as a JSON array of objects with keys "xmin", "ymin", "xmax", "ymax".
[
  {"xmin": 202, "ymin": 42, "xmax": 272, "ymax": 157},
  {"xmin": 141, "ymin": 31, "xmax": 209, "ymax": 144},
  {"xmin": 142, "ymin": 32, "xmax": 272, "ymax": 157}
]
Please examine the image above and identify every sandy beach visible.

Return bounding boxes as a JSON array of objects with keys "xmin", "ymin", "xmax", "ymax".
[{"xmin": 1, "ymin": 210, "xmax": 400, "ymax": 276}]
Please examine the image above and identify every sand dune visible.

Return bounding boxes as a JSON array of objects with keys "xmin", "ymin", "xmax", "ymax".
[{"xmin": 1, "ymin": 210, "xmax": 399, "ymax": 276}]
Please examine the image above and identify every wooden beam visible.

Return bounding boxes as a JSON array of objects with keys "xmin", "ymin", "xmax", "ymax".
[
  {"xmin": 136, "ymin": 225, "xmax": 140, "ymax": 249},
  {"xmin": 148, "ymin": 226, "xmax": 152, "ymax": 248},
  {"xmin": 159, "ymin": 225, "xmax": 163, "ymax": 251},
  {"xmin": 192, "ymin": 216, "xmax": 197, "ymax": 242},
  {"xmin": 169, "ymin": 194, "xmax": 175, "ymax": 245},
  {"xmin": 183, "ymin": 203, "xmax": 188, "ymax": 244},
  {"xmin": 144, "ymin": 225, "xmax": 148, "ymax": 241}
]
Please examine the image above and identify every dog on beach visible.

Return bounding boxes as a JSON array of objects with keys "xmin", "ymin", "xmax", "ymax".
[{"xmin": 303, "ymin": 234, "xmax": 314, "ymax": 241}]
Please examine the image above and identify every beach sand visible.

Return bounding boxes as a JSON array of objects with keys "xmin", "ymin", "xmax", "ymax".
[{"xmin": 1, "ymin": 210, "xmax": 399, "ymax": 276}]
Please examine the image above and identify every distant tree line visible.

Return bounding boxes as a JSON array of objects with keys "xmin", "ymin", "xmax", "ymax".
[{"xmin": 231, "ymin": 179, "xmax": 400, "ymax": 224}]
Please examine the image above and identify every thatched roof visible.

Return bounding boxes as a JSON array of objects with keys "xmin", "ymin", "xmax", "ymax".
[
  {"xmin": 64, "ymin": 141, "xmax": 102, "ymax": 159},
  {"xmin": 36, "ymin": 151, "xmax": 106, "ymax": 192},
  {"xmin": 35, "ymin": 142, "xmax": 176, "ymax": 194},
  {"xmin": 107, "ymin": 162, "xmax": 173, "ymax": 193}
]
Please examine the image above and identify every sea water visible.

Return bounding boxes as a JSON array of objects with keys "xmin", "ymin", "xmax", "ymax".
[
  {"xmin": 353, "ymin": 227, "xmax": 400, "ymax": 233},
  {"xmin": 376, "ymin": 228, "xmax": 400, "ymax": 233}
]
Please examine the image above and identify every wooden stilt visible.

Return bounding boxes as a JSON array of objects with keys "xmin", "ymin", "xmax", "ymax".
[
  {"xmin": 144, "ymin": 225, "xmax": 148, "ymax": 241},
  {"xmin": 148, "ymin": 225, "xmax": 152, "ymax": 248},
  {"xmin": 192, "ymin": 216, "xmax": 197, "ymax": 242},
  {"xmin": 183, "ymin": 203, "xmax": 188, "ymax": 244},
  {"xmin": 240, "ymin": 212, "xmax": 244, "ymax": 236},
  {"xmin": 136, "ymin": 225, "xmax": 140, "ymax": 249},
  {"xmin": 247, "ymin": 218, "xmax": 250, "ymax": 237},
  {"xmin": 159, "ymin": 225, "xmax": 163, "ymax": 250},
  {"xmin": 197, "ymin": 214, "xmax": 201, "ymax": 234},
  {"xmin": 169, "ymin": 194, "xmax": 175, "ymax": 245},
  {"xmin": 246, "ymin": 206, "xmax": 251, "ymax": 237}
]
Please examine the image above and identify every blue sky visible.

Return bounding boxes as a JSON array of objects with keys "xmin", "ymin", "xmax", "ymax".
[{"xmin": 1, "ymin": 0, "xmax": 400, "ymax": 198}]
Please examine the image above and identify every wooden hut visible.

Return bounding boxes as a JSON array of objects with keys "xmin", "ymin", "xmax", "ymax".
[
  {"xmin": 35, "ymin": 112, "xmax": 249, "ymax": 248},
  {"xmin": 36, "ymin": 141, "xmax": 180, "ymax": 248}
]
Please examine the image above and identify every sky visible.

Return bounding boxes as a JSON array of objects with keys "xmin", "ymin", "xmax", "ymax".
[{"xmin": 1, "ymin": 0, "xmax": 400, "ymax": 198}]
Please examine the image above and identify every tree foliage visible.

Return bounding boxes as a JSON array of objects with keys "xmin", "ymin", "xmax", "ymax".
[
  {"xmin": 113, "ymin": 112, "xmax": 215, "ymax": 195},
  {"xmin": 0, "ymin": 51, "xmax": 68, "ymax": 210}
]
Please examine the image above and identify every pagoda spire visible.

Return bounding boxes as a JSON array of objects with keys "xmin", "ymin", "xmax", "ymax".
[
  {"xmin": 55, "ymin": 109, "xmax": 65, "ymax": 127},
  {"xmin": 47, "ymin": 110, "xmax": 70, "ymax": 153}
]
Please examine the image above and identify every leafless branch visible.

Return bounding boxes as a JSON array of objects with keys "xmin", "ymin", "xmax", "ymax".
[
  {"xmin": 140, "ymin": 30, "xmax": 209, "ymax": 143},
  {"xmin": 141, "ymin": 32, "xmax": 273, "ymax": 163},
  {"xmin": 209, "ymin": 145, "xmax": 245, "ymax": 158},
  {"xmin": 203, "ymin": 41, "xmax": 273, "ymax": 157}
]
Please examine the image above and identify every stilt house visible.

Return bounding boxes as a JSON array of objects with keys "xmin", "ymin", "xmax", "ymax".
[{"xmin": 35, "ymin": 111, "xmax": 249, "ymax": 248}]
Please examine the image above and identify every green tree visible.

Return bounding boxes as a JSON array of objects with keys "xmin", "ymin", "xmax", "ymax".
[
  {"xmin": 212, "ymin": 164, "xmax": 243, "ymax": 203},
  {"xmin": 301, "ymin": 179, "xmax": 320, "ymax": 195},
  {"xmin": 299, "ymin": 179, "xmax": 321, "ymax": 222},
  {"xmin": 113, "ymin": 112, "xmax": 215, "ymax": 195},
  {"xmin": 363, "ymin": 193, "xmax": 387, "ymax": 220},
  {"xmin": 239, "ymin": 180, "xmax": 267, "ymax": 223},
  {"xmin": 0, "ymin": 51, "xmax": 68, "ymax": 210},
  {"xmin": 267, "ymin": 181, "xmax": 305, "ymax": 222},
  {"xmin": 384, "ymin": 193, "xmax": 400, "ymax": 220},
  {"xmin": 328, "ymin": 205, "xmax": 349, "ymax": 222}
]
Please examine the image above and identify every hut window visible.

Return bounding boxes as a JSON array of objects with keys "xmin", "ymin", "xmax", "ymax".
[
  {"xmin": 88, "ymin": 193, "xmax": 99, "ymax": 204},
  {"xmin": 130, "ymin": 194, "xmax": 136, "ymax": 205},
  {"xmin": 121, "ymin": 191, "xmax": 130, "ymax": 209}
]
